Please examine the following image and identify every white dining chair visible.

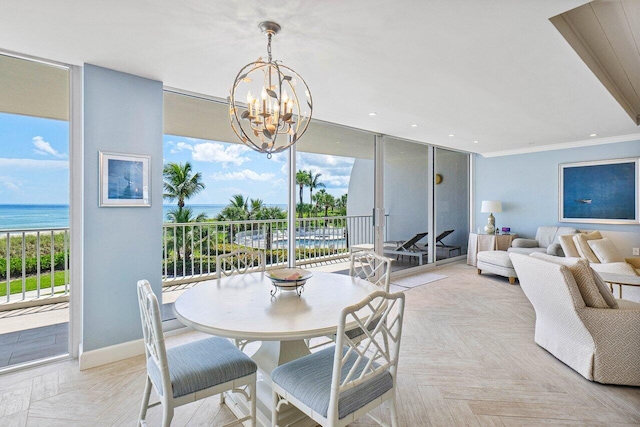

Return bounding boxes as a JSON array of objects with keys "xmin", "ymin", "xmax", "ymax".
[
  {"xmin": 307, "ymin": 251, "xmax": 393, "ymax": 351},
  {"xmin": 350, "ymin": 250, "xmax": 392, "ymax": 291},
  {"xmin": 271, "ymin": 290, "xmax": 406, "ymax": 427},
  {"xmin": 136, "ymin": 280, "xmax": 257, "ymax": 427},
  {"xmin": 216, "ymin": 249, "xmax": 266, "ymax": 278}
]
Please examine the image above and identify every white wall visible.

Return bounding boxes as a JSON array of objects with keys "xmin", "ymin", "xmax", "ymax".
[{"xmin": 82, "ymin": 65, "xmax": 163, "ymax": 352}]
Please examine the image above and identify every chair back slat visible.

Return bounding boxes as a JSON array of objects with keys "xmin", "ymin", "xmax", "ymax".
[
  {"xmin": 137, "ymin": 280, "xmax": 171, "ymax": 397},
  {"xmin": 350, "ymin": 251, "xmax": 392, "ymax": 291},
  {"xmin": 216, "ymin": 249, "xmax": 266, "ymax": 278},
  {"xmin": 328, "ymin": 290, "xmax": 405, "ymax": 420}
]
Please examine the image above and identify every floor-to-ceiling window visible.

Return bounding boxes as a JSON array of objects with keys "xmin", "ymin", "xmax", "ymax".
[
  {"xmin": 295, "ymin": 122, "xmax": 375, "ymax": 266},
  {"xmin": 434, "ymin": 147, "xmax": 470, "ymax": 260},
  {"xmin": 162, "ymin": 90, "xmax": 471, "ymax": 282},
  {"xmin": 383, "ymin": 137, "xmax": 431, "ymax": 271},
  {"xmin": 0, "ymin": 53, "xmax": 71, "ymax": 369}
]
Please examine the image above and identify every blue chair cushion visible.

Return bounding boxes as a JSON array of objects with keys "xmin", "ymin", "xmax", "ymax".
[
  {"xmin": 148, "ymin": 337, "xmax": 257, "ymax": 398},
  {"xmin": 271, "ymin": 346, "xmax": 393, "ymax": 419}
]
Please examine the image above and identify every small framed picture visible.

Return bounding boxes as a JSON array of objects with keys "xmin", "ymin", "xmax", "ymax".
[{"xmin": 99, "ymin": 152, "xmax": 150, "ymax": 207}]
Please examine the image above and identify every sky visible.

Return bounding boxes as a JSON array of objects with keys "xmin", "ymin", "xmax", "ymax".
[{"xmin": 0, "ymin": 112, "xmax": 354, "ymax": 205}]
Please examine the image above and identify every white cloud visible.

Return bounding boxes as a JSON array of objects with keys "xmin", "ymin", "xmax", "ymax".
[
  {"xmin": 297, "ymin": 153, "xmax": 355, "ymax": 189},
  {"xmin": 0, "ymin": 158, "xmax": 68, "ymax": 170},
  {"xmin": 32, "ymin": 136, "xmax": 66, "ymax": 158},
  {"xmin": 169, "ymin": 141, "xmax": 194, "ymax": 154},
  {"xmin": 211, "ymin": 169, "xmax": 275, "ymax": 181},
  {"xmin": 0, "ymin": 176, "xmax": 22, "ymax": 192},
  {"xmin": 192, "ymin": 143, "xmax": 251, "ymax": 166}
]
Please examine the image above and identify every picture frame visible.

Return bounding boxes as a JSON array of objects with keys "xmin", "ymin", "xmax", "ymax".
[
  {"xmin": 559, "ymin": 157, "xmax": 639, "ymax": 224},
  {"xmin": 99, "ymin": 152, "xmax": 150, "ymax": 207}
]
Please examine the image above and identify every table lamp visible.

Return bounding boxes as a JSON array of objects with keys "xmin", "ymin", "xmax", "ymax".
[{"xmin": 481, "ymin": 200, "xmax": 502, "ymax": 234}]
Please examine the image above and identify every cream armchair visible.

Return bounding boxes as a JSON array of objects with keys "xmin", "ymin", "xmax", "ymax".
[
  {"xmin": 559, "ymin": 231, "xmax": 640, "ymax": 276},
  {"xmin": 510, "ymin": 253, "xmax": 640, "ymax": 386}
]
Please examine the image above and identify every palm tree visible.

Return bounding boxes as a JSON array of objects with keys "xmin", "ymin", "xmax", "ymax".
[
  {"xmin": 335, "ymin": 193, "xmax": 348, "ymax": 215},
  {"xmin": 249, "ymin": 198, "xmax": 265, "ymax": 220},
  {"xmin": 251, "ymin": 205, "xmax": 286, "ymax": 251},
  {"xmin": 313, "ymin": 189, "xmax": 336, "ymax": 225},
  {"xmin": 216, "ymin": 194, "xmax": 251, "ymax": 244},
  {"xmin": 296, "ymin": 170, "xmax": 310, "ymax": 218},
  {"xmin": 163, "ymin": 162, "xmax": 205, "ymax": 208},
  {"xmin": 307, "ymin": 171, "xmax": 325, "ymax": 217},
  {"xmin": 165, "ymin": 207, "xmax": 207, "ymax": 262}
]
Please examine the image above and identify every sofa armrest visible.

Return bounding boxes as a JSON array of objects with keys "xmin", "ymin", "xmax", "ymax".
[
  {"xmin": 511, "ymin": 238, "xmax": 539, "ymax": 248},
  {"xmin": 546, "ymin": 243, "xmax": 564, "ymax": 257}
]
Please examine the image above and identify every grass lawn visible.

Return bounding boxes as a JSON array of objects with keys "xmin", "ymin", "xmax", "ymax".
[{"xmin": 0, "ymin": 271, "xmax": 68, "ymax": 297}]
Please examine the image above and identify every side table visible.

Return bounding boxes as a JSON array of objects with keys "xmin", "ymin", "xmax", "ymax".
[
  {"xmin": 467, "ymin": 232, "xmax": 517, "ymax": 267},
  {"xmin": 596, "ymin": 272, "xmax": 640, "ymax": 299}
]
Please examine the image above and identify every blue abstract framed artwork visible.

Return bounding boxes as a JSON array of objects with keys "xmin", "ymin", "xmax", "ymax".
[
  {"xmin": 559, "ymin": 157, "xmax": 639, "ymax": 224},
  {"xmin": 100, "ymin": 152, "xmax": 150, "ymax": 207}
]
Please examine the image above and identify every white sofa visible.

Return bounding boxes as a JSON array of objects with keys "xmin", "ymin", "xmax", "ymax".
[
  {"xmin": 558, "ymin": 230, "xmax": 640, "ymax": 276},
  {"xmin": 510, "ymin": 252, "xmax": 640, "ymax": 386},
  {"xmin": 508, "ymin": 226, "xmax": 579, "ymax": 257}
]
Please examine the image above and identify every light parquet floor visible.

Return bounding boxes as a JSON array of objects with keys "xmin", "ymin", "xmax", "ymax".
[{"xmin": 0, "ymin": 261, "xmax": 639, "ymax": 426}]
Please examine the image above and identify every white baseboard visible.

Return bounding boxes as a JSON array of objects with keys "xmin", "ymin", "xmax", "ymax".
[
  {"xmin": 78, "ymin": 324, "xmax": 190, "ymax": 370},
  {"xmin": 79, "ymin": 338, "xmax": 144, "ymax": 370}
]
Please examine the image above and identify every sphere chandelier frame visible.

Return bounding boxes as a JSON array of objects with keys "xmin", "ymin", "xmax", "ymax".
[{"xmin": 229, "ymin": 21, "xmax": 313, "ymax": 158}]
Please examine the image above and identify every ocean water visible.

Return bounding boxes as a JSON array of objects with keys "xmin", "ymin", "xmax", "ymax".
[
  {"xmin": 0, "ymin": 204, "xmax": 287, "ymax": 230},
  {"xmin": 0, "ymin": 204, "xmax": 70, "ymax": 230}
]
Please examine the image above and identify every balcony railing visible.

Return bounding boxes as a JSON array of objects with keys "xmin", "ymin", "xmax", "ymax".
[
  {"xmin": 0, "ymin": 215, "xmax": 382, "ymax": 310},
  {"xmin": 162, "ymin": 214, "xmax": 382, "ymax": 285},
  {"xmin": 0, "ymin": 228, "xmax": 70, "ymax": 310}
]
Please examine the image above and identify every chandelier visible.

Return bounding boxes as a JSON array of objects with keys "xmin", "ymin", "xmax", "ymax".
[{"xmin": 229, "ymin": 21, "xmax": 313, "ymax": 158}]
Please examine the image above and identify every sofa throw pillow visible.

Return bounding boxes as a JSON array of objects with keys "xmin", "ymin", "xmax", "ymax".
[
  {"xmin": 530, "ymin": 253, "xmax": 609, "ymax": 308},
  {"xmin": 573, "ymin": 231, "xmax": 602, "ymax": 263},
  {"xmin": 591, "ymin": 269, "xmax": 619, "ymax": 309},
  {"xmin": 558, "ymin": 234, "xmax": 581, "ymax": 258},
  {"xmin": 587, "ymin": 238, "xmax": 625, "ymax": 263}
]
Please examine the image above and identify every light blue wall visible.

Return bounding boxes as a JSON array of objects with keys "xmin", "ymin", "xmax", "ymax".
[
  {"xmin": 83, "ymin": 65, "xmax": 163, "ymax": 352},
  {"xmin": 474, "ymin": 139, "xmax": 640, "ymax": 244}
]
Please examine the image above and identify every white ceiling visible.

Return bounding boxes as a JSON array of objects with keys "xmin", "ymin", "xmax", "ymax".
[{"xmin": 2, "ymin": 0, "xmax": 639, "ymax": 156}]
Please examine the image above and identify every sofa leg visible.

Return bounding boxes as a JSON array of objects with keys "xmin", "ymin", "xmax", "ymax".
[
  {"xmin": 509, "ymin": 277, "xmax": 516, "ymax": 285},
  {"xmin": 477, "ymin": 269, "xmax": 482, "ymax": 274}
]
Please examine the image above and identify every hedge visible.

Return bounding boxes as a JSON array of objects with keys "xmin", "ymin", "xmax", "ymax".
[{"xmin": 0, "ymin": 253, "xmax": 68, "ymax": 280}]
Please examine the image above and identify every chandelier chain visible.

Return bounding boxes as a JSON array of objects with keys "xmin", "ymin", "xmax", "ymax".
[{"xmin": 267, "ymin": 33, "xmax": 273, "ymax": 63}]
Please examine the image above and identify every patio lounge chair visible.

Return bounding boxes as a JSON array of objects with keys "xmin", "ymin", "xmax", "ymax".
[
  {"xmin": 384, "ymin": 232, "xmax": 429, "ymax": 265},
  {"xmin": 433, "ymin": 229, "xmax": 462, "ymax": 257}
]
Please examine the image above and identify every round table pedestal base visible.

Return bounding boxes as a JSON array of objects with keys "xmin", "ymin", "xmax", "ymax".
[{"xmin": 252, "ymin": 339, "xmax": 311, "ymax": 380}]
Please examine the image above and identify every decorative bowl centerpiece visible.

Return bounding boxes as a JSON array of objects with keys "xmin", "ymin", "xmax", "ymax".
[{"xmin": 267, "ymin": 268, "xmax": 312, "ymax": 296}]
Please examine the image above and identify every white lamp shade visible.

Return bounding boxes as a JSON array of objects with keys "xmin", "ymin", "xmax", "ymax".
[{"xmin": 481, "ymin": 200, "xmax": 502, "ymax": 213}]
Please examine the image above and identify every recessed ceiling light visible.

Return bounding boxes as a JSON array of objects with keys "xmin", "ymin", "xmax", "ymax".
[
  {"xmin": 369, "ymin": 112, "xmax": 377, "ymax": 116},
  {"xmin": 448, "ymin": 134, "xmax": 455, "ymax": 137},
  {"xmin": 590, "ymin": 133, "xmax": 597, "ymax": 137},
  {"xmin": 473, "ymin": 140, "xmax": 479, "ymax": 144},
  {"xmin": 336, "ymin": 141, "xmax": 341, "ymax": 144},
  {"xmin": 411, "ymin": 124, "xmax": 418, "ymax": 128}
]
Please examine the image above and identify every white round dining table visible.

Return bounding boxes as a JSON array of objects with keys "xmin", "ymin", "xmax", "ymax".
[
  {"xmin": 173, "ymin": 271, "xmax": 379, "ymax": 374},
  {"xmin": 174, "ymin": 270, "xmax": 379, "ymax": 426}
]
